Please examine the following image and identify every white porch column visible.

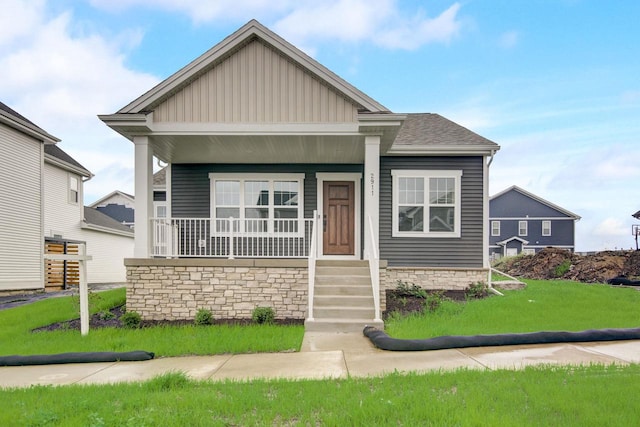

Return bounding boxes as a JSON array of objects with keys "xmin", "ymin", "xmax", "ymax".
[
  {"xmin": 133, "ymin": 136, "xmax": 153, "ymax": 258},
  {"xmin": 364, "ymin": 135, "xmax": 380, "ymax": 260}
]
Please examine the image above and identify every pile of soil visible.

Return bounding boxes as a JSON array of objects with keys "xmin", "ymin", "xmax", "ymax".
[
  {"xmin": 494, "ymin": 247, "xmax": 640, "ymax": 283},
  {"xmin": 384, "ymin": 288, "xmax": 484, "ymax": 318},
  {"xmin": 32, "ymin": 305, "xmax": 303, "ymax": 332}
]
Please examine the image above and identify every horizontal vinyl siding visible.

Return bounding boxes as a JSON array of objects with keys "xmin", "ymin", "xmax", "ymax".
[
  {"xmin": 171, "ymin": 164, "xmax": 363, "ymax": 219},
  {"xmin": 154, "ymin": 39, "xmax": 359, "ymax": 124},
  {"xmin": 43, "ymin": 163, "xmax": 84, "ymax": 239},
  {"xmin": 82, "ymin": 230, "xmax": 133, "ymax": 283},
  {"xmin": 0, "ymin": 124, "xmax": 43, "ymax": 289},
  {"xmin": 380, "ymin": 156, "xmax": 485, "ymax": 268}
]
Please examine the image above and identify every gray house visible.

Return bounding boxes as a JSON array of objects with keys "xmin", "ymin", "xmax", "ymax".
[
  {"xmin": 100, "ymin": 20, "xmax": 500, "ymax": 331},
  {"xmin": 489, "ymin": 186, "xmax": 580, "ymax": 259}
]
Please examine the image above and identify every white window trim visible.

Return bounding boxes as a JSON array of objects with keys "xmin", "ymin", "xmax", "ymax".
[
  {"xmin": 491, "ymin": 220, "xmax": 501, "ymax": 236},
  {"xmin": 391, "ymin": 170, "xmax": 462, "ymax": 238},
  {"xmin": 68, "ymin": 174, "xmax": 79, "ymax": 205},
  {"xmin": 542, "ymin": 220, "xmax": 551, "ymax": 236},
  {"xmin": 316, "ymin": 172, "xmax": 362, "ymax": 260},
  {"xmin": 519, "ymin": 220, "xmax": 528, "ymax": 236},
  {"xmin": 208, "ymin": 173, "xmax": 305, "ymax": 236}
]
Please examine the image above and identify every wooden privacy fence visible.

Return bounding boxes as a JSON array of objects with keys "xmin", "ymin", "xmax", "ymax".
[{"xmin": 44, "ymin": 240, "xmax": 82, "ymax": 291}]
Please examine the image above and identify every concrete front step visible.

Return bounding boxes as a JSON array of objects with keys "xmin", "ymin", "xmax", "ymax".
[
  {"xmin": 315, "ymin": 275, "xmax": 371, "ymax": 286},
  {"xmin": 314, "ymin": 284, "xmax": 372, "ymax": 296},
  {"xmin": 304, "ymin": 318, "xmax": 384, "ymax": 333},
  {"xmin": 316, "ymin": 268, "xmax": 371, "ymax": 278},
  {"xmin": 314, "ymin": 306, "xmax": 375, "ymax": 319},
  {"xmin": 314, "ymin": 295, "xmax": 373, "ymax": 307}
]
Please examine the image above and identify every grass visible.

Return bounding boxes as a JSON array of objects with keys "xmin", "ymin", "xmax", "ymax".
[
  {"xmin": 0, "ymin": 288, "xmax": 304, "ymax": 357},
  {"xmin": 2, "ymin": 365, "xmax": 640, "ymax": 426},
  {"xmin": 386, "ymin": 280, "xmax": 640, "ymax": 339}
]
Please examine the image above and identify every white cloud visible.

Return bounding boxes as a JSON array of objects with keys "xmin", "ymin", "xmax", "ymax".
[
  {"xmin": 90, "ymin": 0, "xmax": 463, "ymax": 50},
  {"xmin": 0, "ymin": 0, "xmax": 45, "ymax": 46},
  {"xmin": 0, "ymin": 0, "xmax": 159, "ymax": 203},
  {"xmin": 498, "ymin": 30, "xmax": 519, "ymax": 49}
]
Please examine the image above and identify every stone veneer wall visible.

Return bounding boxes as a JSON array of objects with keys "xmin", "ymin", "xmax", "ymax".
[
  {"xmin": 383, "ymin": 266, "xmax": 488, "ymax": 304},
  {"xmin": 124, "ymin": 259, "xmax": 308, "ymax": 321}
]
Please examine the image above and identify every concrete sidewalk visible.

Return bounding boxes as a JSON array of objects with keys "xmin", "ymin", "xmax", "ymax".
[{"xmin": 2, "ymin": 334, "xmax": 640, "ymax": 388}]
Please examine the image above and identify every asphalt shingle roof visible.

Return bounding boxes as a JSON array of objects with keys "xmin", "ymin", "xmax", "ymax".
[
  {"xmin": 392, "ymin": 113, "xmax": 499, "ymax": 148},
  {"xmin": 44, "ymin": 144, "xmax": 92, "ymax": 176},
  {"xmin": 83, "ymin": 207, "xmax": 134, "ymax": 234}
]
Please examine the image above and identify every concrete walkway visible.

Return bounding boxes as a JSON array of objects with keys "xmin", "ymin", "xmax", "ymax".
[{"xmin": 2, "ymin": 333, "xmax": 640, "ymax": 388}]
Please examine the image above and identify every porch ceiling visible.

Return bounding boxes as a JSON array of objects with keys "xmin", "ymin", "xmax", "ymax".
[{"xmin": 150, "ymin": 134, "xmax": 367, "ymax": 164}]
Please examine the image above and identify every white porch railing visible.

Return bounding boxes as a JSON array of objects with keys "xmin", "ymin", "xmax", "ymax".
[
  {"xmin": 151, "ymin": 217, "xmax": 315, "ymax": 258},
  {"xmin": 307, "ymin": 210, "xmax": 318, "ymax": 321},
  {"xmin": 367, "ymin": 215, "xmax": 382, "ymax": 322}
]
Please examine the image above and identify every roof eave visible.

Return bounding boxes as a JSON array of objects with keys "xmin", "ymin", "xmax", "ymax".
[
  {"xmin": 44, "ymin": 153, "xmax": 93, "ymax": 179},
  {"xmin": 0, "ymin": 110, "xmax": 60, "ymax": 144},
  {"xmin": 386, "ymin": 144, "xmax": 500, "ymax": 156},
  {"xmin": 98, "ymin": 113, "xmax": 151, "ymax": 141},
  {"xmin": 81, "ymin": 222, "xmax": 134, "ymax": 237}
]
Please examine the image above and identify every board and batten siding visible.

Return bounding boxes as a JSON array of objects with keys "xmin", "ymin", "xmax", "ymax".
[
  {"xmin": 153, "ymin": 38, "xmax": 359, "ymax": 124},
  {"xmin": 379, "ymin": 156, "xmax": 485, "ymax": 268},
  {"xmin": 171, "ymin": 164, "xmax": 364, "ymax": 219},
  {"xmin": 0, "ymin": 123, "xmax": 43, "ymax": 290}
]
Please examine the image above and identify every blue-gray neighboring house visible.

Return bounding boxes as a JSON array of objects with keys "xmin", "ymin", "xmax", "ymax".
[{"xmin": 489, "ymin": 186, "xmax": 580, "ymax": 259}]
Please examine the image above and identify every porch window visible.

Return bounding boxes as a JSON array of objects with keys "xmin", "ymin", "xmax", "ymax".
[
  {"xmin": 391, "ymin": 170, "xmax": 462, "ymax": 237},
  {"xmin": 542, "ymin": 220, "xmax": 551, "ymax": 236},
  {"xmin": 209, "ymin": 173, "xmax": 304, "ymax": 234}
]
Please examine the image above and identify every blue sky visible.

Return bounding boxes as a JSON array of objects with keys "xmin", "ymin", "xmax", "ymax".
[{"xmin": 1, "ymin": 0, "xmax": 639, "ymax": 251}]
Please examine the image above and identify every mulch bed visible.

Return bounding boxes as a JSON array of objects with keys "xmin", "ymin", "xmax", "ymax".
[
  {"xmin": 32, "ymin": 305, "xmax": 303, "ymax": 332},
  {"xmin": 383, "ymin": 289, "xmax": 486, "ymax": 319}
]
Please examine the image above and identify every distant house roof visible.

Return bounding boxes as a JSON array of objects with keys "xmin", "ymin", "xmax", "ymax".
[
  {"xmin": 44, "ymin": 144, "xmax": 93, "ymax": 178},
  {"xmin": 95, "ymin": 203, "xmax": 134, "ymax": 224},
  {"xmin": 83, "ymin": 207, "xmax": 134, "ymax": 237},
  {"xmin": 633, "ymin": 210, "xmax": 640, "ymax": 220},
  {"xmin": 0, "ymin": 101, "xmax": 60, "ymax": 144},
  {"xmin": 153, "ymin": 167, "xmax": 166, "ymax": 187},
  {"xmin": 89, "ymin": 190, "xmax": 135, "ymax": 208},
  {"xmin": 388, "ymin": 113, "xmax": 500, "ymax": 155},
  {"xmin": 490, "ymin": 186, "xmax": 581, "ymax": 220}
]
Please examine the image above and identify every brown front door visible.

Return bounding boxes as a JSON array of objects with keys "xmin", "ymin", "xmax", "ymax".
[{"xmin": 323, "ymin": 181, "xmax": 355, "ymax": 255}]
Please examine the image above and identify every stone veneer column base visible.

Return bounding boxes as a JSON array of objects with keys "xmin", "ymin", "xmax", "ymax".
[{"xmin": 125, "ymin": 258, "xmax": 308, "ymax": 321}]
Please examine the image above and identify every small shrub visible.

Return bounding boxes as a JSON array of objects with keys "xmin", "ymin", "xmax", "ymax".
[
  {"xmin": 424, "ymin": 291, "xmax": 446, "ymax": 312},
  {"xmin": 395, "ymin": 280, "xmax": 428, "ymax": 299},
  {"xmin": 554, "ymin": 259, "xmax": 572, "ymax": 278},
  {"xmin": 252, "ymin": 306, "xmax": 275, "ymax": 325},
  {"xmin": 97, "ymin": 310, "xmax": 116, "ymax": 321},
  {"xmin": 194, "ymin": 308, "xmax": 213, "ymax": 326},
  {"xmin": 120, "ymin": 311, "xmax": 142, "ymax": 329},
  {"xmin": 466, "ymin": 282, "xmax": 488, "ymax": 299}
]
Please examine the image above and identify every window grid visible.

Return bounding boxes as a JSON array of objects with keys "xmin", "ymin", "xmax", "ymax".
[
  {"xmin": 542, "ymin": 220, "xmax": 551, "ymax": 236},
  {"xmin": 519, "ymin": 221, "xmax": 528, "ymax": 236}
]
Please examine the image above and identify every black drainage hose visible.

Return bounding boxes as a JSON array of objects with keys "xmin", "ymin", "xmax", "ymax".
[
  {"xmin": 363, "ymin": 326, "xmax": 640, "ymax": 352},
  {"xmin": 0, "ymin": 351, "xmax": 155, "ymax": 366}
]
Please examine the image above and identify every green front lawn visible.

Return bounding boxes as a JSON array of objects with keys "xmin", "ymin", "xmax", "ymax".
[
  {"xmin": 0, "ymin": 288, "xmax": 304, "ymax": 357},
  {"xmin": 386, "ymin": 280, "xmax": 640, "ymax": 339},
  {"xmin": 3, "ymin": 365, "xmax": 640, "ymax": 426}
]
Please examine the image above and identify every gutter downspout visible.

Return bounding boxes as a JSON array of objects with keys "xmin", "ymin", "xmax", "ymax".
[{"xmin": 484, "ymin": 149, "xmax": 503, "ymax": 296}]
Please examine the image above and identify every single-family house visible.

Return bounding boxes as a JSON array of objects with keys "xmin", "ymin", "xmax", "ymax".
[
  {"xmin": 0, "ymin": 102, "xmax": 59, "ymax": 293},
  {"xmin": 489, "ymin": 186, "xmax": 580, "ymax": 259},
  {"xmin": 44, "ymin": 145, "xmax": 134, "ymax": 284},
  {"xmin": 99, "ymin": 20, "xmax": 500, "ymax": 330},
  {"xmin": 90, "ymin": 190, "xmax": 136, "ymax": 228}
]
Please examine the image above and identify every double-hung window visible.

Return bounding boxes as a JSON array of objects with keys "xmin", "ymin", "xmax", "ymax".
[
  {"xmin": 69, "ymin": 175, "xmax": 79, "ymax": 204},
  {"xmin": 542, "ymin": 220, "xmax": 551, "ymax": 236},
  {"xmin": 491, "ymin": 220, "xmax": 501, "ymax": 236},
  {"xmin": 391, "ymin": 170, "xmax": 462, "ymax": 237},
  {"xmin": 209, "ymin": 173, "xmax": 304, "ymax": 234},
  {"xmin": 519, "ymin": 220, "xmax": 528, "ymax": 236}
]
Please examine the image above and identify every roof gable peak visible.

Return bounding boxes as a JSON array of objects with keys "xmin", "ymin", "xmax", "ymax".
[{"xmin": 118, "ymin": 20, "xmax": 388, "ymax": 115}]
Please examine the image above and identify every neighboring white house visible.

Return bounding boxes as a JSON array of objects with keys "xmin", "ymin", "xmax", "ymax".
[
  {"xmin": 44, "ymin": 144, "xmax": 134, "ymax": 284},
  {"xmin": 0, "ymin": 102, "xmax": 59, "ymax": 293}
]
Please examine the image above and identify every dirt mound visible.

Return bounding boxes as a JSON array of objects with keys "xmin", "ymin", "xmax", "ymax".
[{"xmin": 494, "ymin": 248, "xmax": 640, "ymax": 283}]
